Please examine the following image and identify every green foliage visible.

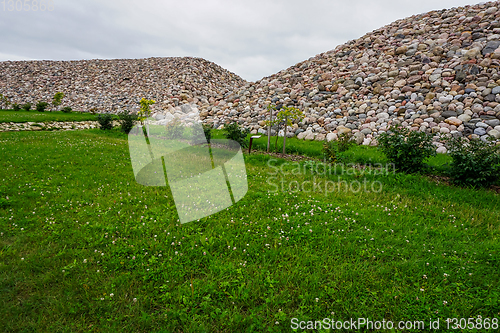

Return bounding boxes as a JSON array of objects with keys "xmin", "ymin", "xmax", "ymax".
[
  {"xmin": 12, "ymin": 103, "xmax": 20, "ymax": 111},
  {"xmin": 165, "ymin": 117, "xmax": 185, "ymax": 139},
  {"xmin": 203, "ymin": 123, "xmax": 212, "ymax": 144},
  {"xmin": 96, "ymin": 113, "xmax": 114, "ymax": 130},
  {"xmin": 223, "ymin": 122, "xmax": 250, "ymax": 148},
  {"xmin": 264, "ymin": 104, "xmax": 277, "ymax": 128},
  {"xmin": 377, "ymin": 125, "xmax": 436, "ymax": 173},
  {"xmin": 192, "ymin": 123, "xmax": 212, "ymax": 144},
  {"xmin": 0, "ymin": 94, "xmax": 11, "ymax": 110},
  {"xmin": 36, "ymin": 101, "xmax": 49, "ymax": 112},
  {"xmin": 275, "ymin": 105, "xmax": 304, "ymax": 127},
  {"xmin": 21, "ymin": 103, "xmax": 32, "ymax": 111},
  {"xmin": 322, "ymin": 133, "xmax": 354, "ymax": 164},
  {"xmin": 138, "ymin": 98, "xmax": 155, "ymax": 124},
  {"xmin": 61, "ymin": 106, "xmax": 72, "ymax": 113},
  {"xmin": 265, "ymin": 104, "xmax": 305, "ymax": 153},
  {"xmin": 322, "ymin": 140, "xmax": 338, "ymax": 164},
  {"xmin": 118, "ymin": 110, "xmax": 137, "ymax": 134},
  {"xmin": 337, "ymin": 132, "xmax": 355, "ymax": 153},
  {"xmin": 445, "ymin": 136, "xmax": 500, "ymax": 188},
  {"xmin": 52, "ymin": 92, "xmax": 64, "ymax": 110},
  {"xmin": 277, "ymin": 105, "xmax": 305, "ymax": 153}
]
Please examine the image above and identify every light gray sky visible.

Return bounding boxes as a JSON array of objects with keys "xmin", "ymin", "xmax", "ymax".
[{"xmin": 0, "ymin": 0, "xmax": 484, "ymax": 82}]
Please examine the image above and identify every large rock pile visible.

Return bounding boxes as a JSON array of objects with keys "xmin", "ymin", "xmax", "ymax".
[
  {"xmin": 201, "ymin": 1, "xmax": 500, "ymax": 149},
  {"xmin": 3, "ymin": 2, "xmax": 500, "ymax": 150},
  {"xmin": 0, "ymin": 57, "xmax": 246, "ymax": 113}
]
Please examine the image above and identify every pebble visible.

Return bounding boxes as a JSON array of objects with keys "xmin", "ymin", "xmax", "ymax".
[{"xmin": 474, "ymin": 127, "xmax": 487, "ymax": 136}]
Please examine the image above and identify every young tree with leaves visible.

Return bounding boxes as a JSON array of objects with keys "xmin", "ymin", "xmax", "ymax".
[
  {"xmin": 276, "ymin": 105, "xmax": 304, "ymax": 154},
  {"xmin": 264, "ymin": 104, "xmax": 282, "ymax": 153},
  {"xmin": 52, "ymin": 92, "xmax": 64, "ymax": 111},
  {"xmin": 137, "ymin": 98, "xmax": 156, "ymax": 126}
]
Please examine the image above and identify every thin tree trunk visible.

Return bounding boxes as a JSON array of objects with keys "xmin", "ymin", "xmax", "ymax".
[
  {"xmin": 282, "ymin": 117, "xmax": 287, "ymax": 154},
  {"xmin": 275, "ymin": 122, "xmax": 280, "ymax": 153},
  {"xmin": 267, "ymin": 107, "xmax": 272, "ymax": 152}
]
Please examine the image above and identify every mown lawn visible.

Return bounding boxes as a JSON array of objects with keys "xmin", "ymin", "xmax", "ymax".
[
  {"xmin": 0, "ymin": 109, "xmax": 106, "ymax": 123},
  {"xmin": 0, "ymin": 128, "xmax": 499, "ymax": 332}
]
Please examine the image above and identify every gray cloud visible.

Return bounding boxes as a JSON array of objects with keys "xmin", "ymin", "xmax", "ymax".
[{"xmin": 0, "ymin": 0, "xmax": 484, "ymax": 81}]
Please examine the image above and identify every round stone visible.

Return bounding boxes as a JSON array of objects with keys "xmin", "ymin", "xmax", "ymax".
[{"xmin": 474, "ymin": 127, "xmax": 487, "ymax": 136}]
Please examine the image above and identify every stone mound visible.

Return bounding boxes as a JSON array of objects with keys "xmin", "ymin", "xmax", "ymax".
[
  {"xmin": 0, "ymin": 57, "xmax": 246, "ymax": 113},
  {"xmin": 203, "ymin": 1, "xmax": 500, "ymax": 149}
]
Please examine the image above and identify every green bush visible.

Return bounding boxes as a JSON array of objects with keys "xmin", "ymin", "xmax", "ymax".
[
  {"xmin": 118, "ymin": 110, "xmax": 137, "ymax": 134},
  {"xmin": 12, "ymin": 103, "xmax": 20, "ymax": 111},
  {"xmin": 36, "ymin": 101, "xmax": 49, "ymax": 112},
  {"xmin": 223, "ymin": 122, "xmax": 250, "ymax": 148},
  {"xmin": 322, "ymin": 133, "xmax": 354, "ymax": 164},
  {"xmin": 21, "ymin": 103, "xmax": 32, "ymax": 111},
  {"xmin": 192, "ymin": 123, "xmax": 212, "ymax": 144},
  {"xmin": 337, "ymin": 132, "xmax": 355, "ymax": 153},
  {"xmin": 445, "ymin": 137, "xmax": 500, "ymax": 188},
  {"xmin": 377, "ymin": 125, "xmax": 435, "ymax": 173},
  {"xmin": 203, "ymin": 124, "xmax": 212, "ymax": 144},
  {"xmin": 323, "ymin": 140, "xmax": 338, "ymax": 164},
  {"xmin": 61, "ymin": 106, "xmax": 72, "ymax": 113},
  {"xmin": 165, "ymin": 118, "xmax": 185, "ymax": 139},
  {"xmin": 96, "ymin": 114, "xmax": 114, "ymax": 130}
]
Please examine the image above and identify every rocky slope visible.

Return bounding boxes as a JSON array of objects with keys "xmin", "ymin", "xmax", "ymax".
[
  {"xmin": 200, "ymin": 1, "xmax": 500, "ymax": 150},
  {"xmin": 0, "ymin": 57, "xmax": 246, "ymax": 113}
]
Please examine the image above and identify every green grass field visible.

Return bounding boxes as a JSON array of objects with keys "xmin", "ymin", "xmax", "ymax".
[
  {"xmin": 1, "ymin": 127, "xmax": 499, "ymax": 332},
  {"xmin": 0, "ymin": 109, "xmax": 107, "ymax": 123}
]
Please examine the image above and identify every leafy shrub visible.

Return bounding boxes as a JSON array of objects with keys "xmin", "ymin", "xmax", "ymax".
[
  {"xmin": 337, "ymin": 132, "xmax": 355, "ymax": 153},
  {"xmin": 96, "ymin": 114, "xmax": 114, "ymax": 130},
  {"xmin": 52, "ymin": 92, "xmax": 64, "ymax": 111},
  {"xmin": 165, "ymin": 118, "xmax": 185, "ymax": 139},
  {"xmin": 12, "ymin": 103, "xmax": 20, "ymax": 111},
  {"xmin": 203, "ymin": 123, "xmax": 212, "ymax": 144},
  {"xmin": 191, "ymin": 123, "xmax": 212, "ymax": 144},
  {"xmin": 36, "ymin": 101, "xmax": 49, "ymax": 112},
  {"xmin": 61, "ymin": 106, "xmax": 72, "ymax": 113},
  {"xmin": 223, "ymin": 122, "xmax": 250, "ymax": 148},
  {"xmin": 21, "ymin": 103, "xmax": 32, "ymax": 111},
  {"xmin": 323, "ymin": 140, "xmax": 338, "ymax": 164},
  {"xmin": 377, "ymin": 125, "xmax": 435, "ymax": 173},
  {"xmin": 138, "ymin": 98, "xmax": 156, "ymax": 123},
  {"xmin": 118, "ymin": 110, "xmax": 138, "ymax": 134},
  {"xmin": 322, "ymin": 133, "xmax": 354, "ymax": 164},
  {"xmin": 445, "ymin": 136, "xmax": 500, "ymax": 187}
]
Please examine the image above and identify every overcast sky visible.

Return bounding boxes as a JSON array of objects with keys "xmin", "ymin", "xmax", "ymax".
[{"xmin": 0, "ymin": 0, "xmax": 485, "ymax": 82}]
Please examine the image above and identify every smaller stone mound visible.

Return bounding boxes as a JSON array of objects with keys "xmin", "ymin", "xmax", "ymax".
[{"xmin": 0, "ymin": 57, "xmax": 247, "ymax": 113}]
